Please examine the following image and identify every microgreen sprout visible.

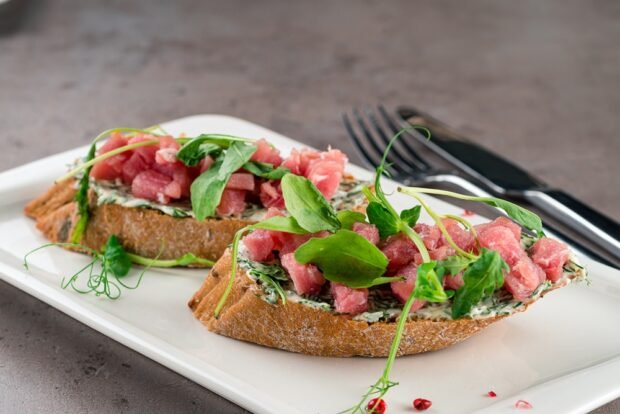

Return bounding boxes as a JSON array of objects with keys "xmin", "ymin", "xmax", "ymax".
[{"xmin": 24, "ymin": 235, "xmax": 213, "ymax": 299}]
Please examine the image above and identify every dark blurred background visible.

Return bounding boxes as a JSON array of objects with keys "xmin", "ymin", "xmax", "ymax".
[{"xmin": 1, "ymin": 1, "xmax": 618, "ymax": 413}]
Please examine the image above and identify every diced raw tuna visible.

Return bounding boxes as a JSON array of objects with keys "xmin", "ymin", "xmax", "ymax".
[
  {"xmin": 430, "ymin": 245, "xmax": 455, "ymax": 261},
  {"xmin": 155, "ymin": 147, "xmax": 178, "ymax": 164},
  {"xmin": 282, "ymin": 148, "xmax": 321, "ymax": 175},
  {"xmin": 216, "ymin": 189, "xmax": 246, "ymax": 216},
  {"xmin": 477, "ymin": 226, "xmax": 523, "ymax": 266},
  {"xmin": 414, "ymin": 223, "xmax": 442, "ymax": 250},
  {"xmin": 243, "ymin": 230, "xmax": 276, "ymax": 262},
  {"xmin": 305, "ymin": 159, "xmax": 344, "ymax": 200},
  {"xmin": 199, "ymin": 156, "xmax": 214, "ymax": 173},
  {"xmin": 131, "ymin": 169, "xmax": 174, "ymax": 204},
  {"xmin": 259, "ymin": 181, "xmax": 285, "ymax": 209},
  {"xmin": 381, "ymin": 233, "xmax": 419, "ymax": 273},
  {"xmin": 330, "ymin": 283, "xmax": 369, "ymax": 314},
  {"xmin": 475, "ymin": 216, "xmax": 521, "ymax": 242},
  {"xmin": 122, "ymin": 147, "xmax": 155, "ymax": 185},
  {"xmin": 226, "ymin": 173, "xmax": 256, "ymax": 191},
  {"xmin": 504, "ymin": 255, "xmax": 546, "ymax": 300},
  {"xmin": 128, "ymin": 135, "xmax": 159, "ymax": 162},
  {"xmin": 444, "ymin": 273, "xmax": 464, "ymax": 290},
  {"xmin": 413, "ymin": 245, "xmax": 454, "ymax": 266},
  {"xmin": 99, "ymin": 132, "xmax": 129, "ymax": 153},
  {"xmin": 530, "ymin": 238, "xmax": 570, "ymax": 282},
  {"xmin": 251, "ymin": 138, "xmax": 283, "ymax": 166},
  {"xmin": 352, "ymin": 222, "xmax": 380, "ymax": 245},
  {"xmin": 155, "ymin": 136, "xmax": 180, "ymax": 165},
  {"xmin": 278, "ymin": 231, "xmax": 330, "ymax": 254},
  {"xmin": 158, "ymin": 135, "xmax": 180, "ymax": 150},
  {"xmin": 280, "ymin": 253, "xmax": 325, "ymax": 295},
  {"xmin": 441, "ymin": 219, "xmax": 475, "ymax": 252},
  {"xmin": 90, "ymin": 133, "xmax": 131, "ymax": 181},
  {"xmin": 320, "ymin": 148, "xmax": 348, "ymax": 166},
  {"xmin": 390, "ymin": 263, "xmax": 426, "ymax": 312},
  {"xmin": 153, "ymin": 161, "xmax": 193, "ymax": 198}
]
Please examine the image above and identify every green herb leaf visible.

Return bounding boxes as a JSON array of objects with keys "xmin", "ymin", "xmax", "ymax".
[
  {"xmin": 70, "ymin": 143, "xmax": 97, "ymax": 243},
  {"xmin": 336, "ymin": 210, "xmax": 367, "ymax": 230},
  {"xmin": 177, "ymin": 134, "xmax": 251, "ymax": 166},
  {"xmin": 366, "ymin": 201, "xmax": 400, "ymax": 238},
  {"xmin": 399, "ymin": 205, "xmax": 421, "ymax": 227},
  {"xmin": 191, "ymin": 141, "xmax": 257, "ymax": 220},
  {"xmin": 102, "ymin": 235, "xmax": 132, "ymax": 277},
  {"xmin": 242, "ymin": 161, "xmax": 290, "ymax": 180},
  {"xmin": 251, "ymin": 216, "xmax": 309, "ymax": 234},
  {"xmin": 245, "ymin": 261, "xmax": 288, "ymax": 304},
  {"xmin": 451, "ymin": 248, "xmax": 508, "ymax": 318},
  {"xmin": 412, "ymin": 261, "xmax": 448, "ymax": 302},
  {"xmin": 294, "ymin": 229, "xmax": 391, "ymax": 288},
  {"xmin": 177, "ymin": 141, "xmax": 221, "ymax": 166},
  {"xmin": 281, "ymin": 174, "xmax": 340, "ymax": 233},
  {"xmin": 480, "ymin": 198, "xmax": 543, "ymax": 237},
  {"xmin": 436, "ymin": 255, "xmax": 472, "ymax": 276}
]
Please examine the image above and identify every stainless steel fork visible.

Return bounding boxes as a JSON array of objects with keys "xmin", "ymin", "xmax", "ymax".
[{"xmin": 342, "ymin": 105, "xmax": 617, "ymax": 267}]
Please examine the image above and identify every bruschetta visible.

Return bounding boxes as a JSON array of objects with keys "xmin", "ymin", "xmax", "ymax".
[
  {"xmin": 25, "ymin": 129, "xmax": 367, "ymax": 264},
  {"xmin": 188, "ymin": 171, "xmax": 586, "ymax": 358}
]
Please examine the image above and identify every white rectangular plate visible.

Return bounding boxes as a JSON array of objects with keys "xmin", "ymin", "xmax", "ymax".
[{"xmin": 1, "ymin": 115, "xmax": 619, "ymax": 414}]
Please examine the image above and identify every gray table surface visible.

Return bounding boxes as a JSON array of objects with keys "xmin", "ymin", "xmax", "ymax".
[{"xmin": 1, "ymin": 1, "xmax": 619, "ymax": 413}]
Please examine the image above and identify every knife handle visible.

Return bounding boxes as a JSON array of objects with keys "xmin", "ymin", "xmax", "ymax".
[{"xmin": 525, "ymin": 189, "xmax": 620, "ymax": 260}]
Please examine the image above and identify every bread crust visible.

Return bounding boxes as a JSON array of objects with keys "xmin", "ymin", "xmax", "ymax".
[
  {"xmin": 24, "ymin": 180, "xmax": 254, "ymax": 263},
  {"xmin": 188, "ymin": 250, "xmax": 507, "ymax": 357}
]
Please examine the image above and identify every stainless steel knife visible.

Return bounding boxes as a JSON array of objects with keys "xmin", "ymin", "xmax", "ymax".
[{"xmin": 397, "ymin": 105, "xmax": 620, "ymax": 263}]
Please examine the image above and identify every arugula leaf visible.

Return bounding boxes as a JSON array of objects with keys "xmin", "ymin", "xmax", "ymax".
[
  {"xmin": 400, "ymin": 205, "xmax": 421, "ymax": 227},
  {"xmin": 191, "ymin": 141, "xmax": 257, "ymax": 220},
  {"xmin": 102, "ymin": 235, "xmax": 132, "ymax": 277},
  {"xmin": 294, "ymin": 230, "xmax": 393, "ymax": 288},
  {"xmin": 177, "ymin": 141, "xmax": 221, "ymax": 166},
  {"xmin": 177, "ymin": 134, "xmax": 251, "ymax": 166},
  {"xmin": 251, "ymin": 216, "xmax": 309, "ymax": 234},
  {"xmin": 336, "ymin": 210, "xmax": 367, "ymax": 230},
  {"xmin": 242, "ymin": 161, "xmax": 290, "ymax": 180},
  {"xmin": 412, "ymin": 261, "xmax": 449, "ymax": 302},
  {"xmin": 480, "ymin": 198, "xmax": 544, "ymax": 237},
  {"xmin": 366, "ymin": 201, "xmax": 400, "ymax": 238},
  {"xmin": 451, "ymin": 248, "xmax": 508, "ymax": 318},
  {"xmin": 436, "ymin": 255, "xmax": 472, "ymax": 276},
  {"xmin": 281, "ymin": 174, "xmax": 341, "ymax": 233}
]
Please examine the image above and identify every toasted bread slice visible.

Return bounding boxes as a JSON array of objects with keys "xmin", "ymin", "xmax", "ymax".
[
  {"xmin": 189, "ymin": 249, "xmax": 586, "ymax": 357},
  {"xmin": 189, "ymin": 250, "xmax": 512, "ymax": 357},
  {"xmin": 25, "ymin": 177, "xmax": 367, "ymax": 263},
  {"xmin": 25, "ymin": 180, "xmax": 254, "ymax": 263}
]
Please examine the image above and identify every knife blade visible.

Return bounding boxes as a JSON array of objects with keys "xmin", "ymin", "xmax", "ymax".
[{"xmin": 397, "ymin": 105, "xmax": 620, "ymax": 263}]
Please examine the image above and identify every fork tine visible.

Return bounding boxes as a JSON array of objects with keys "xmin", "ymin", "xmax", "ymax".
[
  {"xmin": 348, "ymin": 109, "xmax": 411, "ymax": 177},
  {"xmin": 378, "ymin": 104, "xmax": 431, "ymax": 170},
  {"xmin": 365, "ymin": 108, "xmax": 427, "ymax": 173},
  {"xmin": 343, "ymin": 112, "xmax": 376, "ymax": 164},
  {"xmin": 342, "ymin": 112, "xmax": 386, "ymax": 173}
]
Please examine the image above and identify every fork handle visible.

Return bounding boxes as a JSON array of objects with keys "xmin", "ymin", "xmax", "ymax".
[{"xmin": 524, "ymin": 189, "xmax": 620, "ymax": 260}]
